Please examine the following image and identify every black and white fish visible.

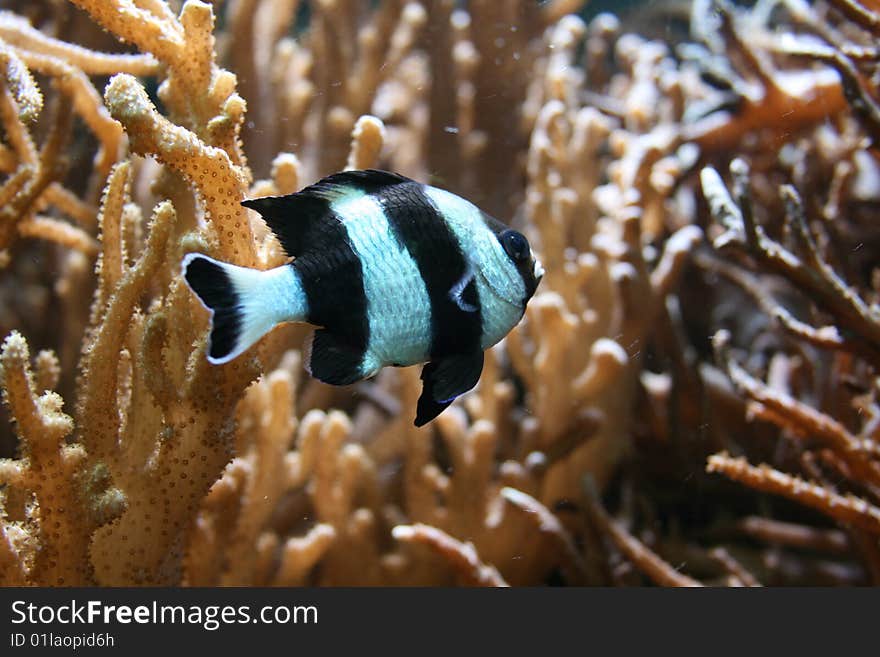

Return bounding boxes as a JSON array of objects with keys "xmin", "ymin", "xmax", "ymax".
[{"xmin": 182, "ymin": 169, "xmax": 543, "ymax": 426}]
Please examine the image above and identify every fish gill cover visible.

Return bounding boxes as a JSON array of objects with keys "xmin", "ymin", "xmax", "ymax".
[{"xmin": 0, "ymin": 0, "xmax": 878, "ymax": 586}]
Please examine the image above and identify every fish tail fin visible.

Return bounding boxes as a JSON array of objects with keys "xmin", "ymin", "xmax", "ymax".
[{"xmin": 182, "ymin": 254, "xmax": 307, "ymax": 364}]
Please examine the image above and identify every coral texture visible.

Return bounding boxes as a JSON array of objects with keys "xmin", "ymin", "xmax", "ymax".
[{"xmin": 1, "ymin": 0, "xmax": 879, "ymax": 586}]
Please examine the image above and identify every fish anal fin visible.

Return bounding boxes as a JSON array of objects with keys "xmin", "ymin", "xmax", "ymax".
[
  {"xmin": 304, "ymin": 329, "xmax": 365, "ymax": 386},
  {"xmin": 415, "ymin": 351, "xmax": 484, "ymax": 426}
]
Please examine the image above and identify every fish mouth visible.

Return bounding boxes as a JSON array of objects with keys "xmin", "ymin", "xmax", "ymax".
[{"xmin": 533, "ymin": 259, "xmax": 545, "ymax": 282}]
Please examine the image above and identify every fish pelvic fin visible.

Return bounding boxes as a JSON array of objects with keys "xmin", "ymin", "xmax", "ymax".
[
  {"xmin": 415, "ymin": 351, "xmax": 485, "ymax": 426},
  {"xmin": 182, "ymin": 254, "xmax": 307, "ymax": 364}
]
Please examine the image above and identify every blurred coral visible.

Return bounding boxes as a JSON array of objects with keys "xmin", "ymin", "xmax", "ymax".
[{"xmin": 1, "ymin": 0, "xmax": 880, "ymax": 587}]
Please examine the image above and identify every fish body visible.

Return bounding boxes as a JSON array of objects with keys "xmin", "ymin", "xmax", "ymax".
[{"xmin": 182, "ymin": 170, "xmax": 543, "ymax": 426}]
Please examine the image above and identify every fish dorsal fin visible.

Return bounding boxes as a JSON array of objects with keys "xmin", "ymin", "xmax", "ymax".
[
  {"xmin": 305, "ymin": 169, "xmax": 411, "ymax": 201},
  {"xmin": 242, "ymin": 169, "xmax": 412, "ymax": 256},
  {"xmin": 415, "ymin": 351, "xmax": 484, "ymax": 426},
  {"xmin": 240, "ymin": 193, "xmax": 325, "ymax": 257}
]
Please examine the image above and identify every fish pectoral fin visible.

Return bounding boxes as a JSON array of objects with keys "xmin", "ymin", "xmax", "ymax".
[
  {"xmin": 415, "ymin": 351, "xmax": 484, "ymax": 426},
  {"xmin": 304, "ymin": 329, "xmax": 365, "ymax": 386},
  {"xmin": 448, "ymin": 265, "xmax": 478, "ymax": 313}
]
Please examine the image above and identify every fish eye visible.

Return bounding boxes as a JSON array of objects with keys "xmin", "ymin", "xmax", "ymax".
[{"xmin": 501, "ymin": 230, "xmax": 530, "ymax": 263}]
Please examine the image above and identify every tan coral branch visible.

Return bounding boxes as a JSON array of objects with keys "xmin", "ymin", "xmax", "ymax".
[
  {"xmin": 67, "ymin": 0, "xmax": 185, "ymax": 71},
  {"xmin": 275, "ymin": 523, "xmax": 337, "ymax": 585},
  {"xmin": 104, "ymin": 74, "xmax": 253, "ymax": 264},
  {"xmin": 93, "ymin": 160, "xmax": 131, "ymax": 318},
  {"xmin": 584, "ymin": 481, "xmax": 703, "ymax": 587},
  {"xmin": 78, "ymin": 201, "xmax": 175, "ymax": 466},
  {"xmin": 500, "ymin": 487, "xmax": 590, "ymax": 585},
  {"xmin": 393, "ymin": 523, "xmax": 509, "ymax": 587},
  {"xmin": 709, "ymin": 547, "xmax": 761, "ymax": 587},
  {"xmin": 0, "ymin": 39, "xmax": 41, "ymax": 123},
  {"xmin": 18, "ymin": 216, "xmax": 99, "ymax": 255},
  {"xmin": 16, "ymin": 49, "xmax": 124, "ymax": 175},
  {"xmin": 0, "ymin": 99, "xmax": 71, "ymax": 251},
  {"xmin": 40, "ymin": 184, "xmax": 98, "ymax": 228},
  {"xmin": 346, "ymin": 115, "xmax": 386, "ymax": 171},
  {"xmin": 0, "ymin": 524, "xmax": 27, "ymax": 585},
  {"xmin": 707, "ymin": 453, "xmax": 880, "ymax": 535},
  {"xmin": 0, "ymin": 10, "xmax": 159, "ymax": 76},
  {"xmin": 737, "ymin": 516, "xmax": 850, "ymax": 554},
  {"xmin": 0, "ymin": 79, "xmax": 36, "ymax": 162},
  {"xmin": 0, "ymin": 332, "xmax": 98, "ymax": 585}
]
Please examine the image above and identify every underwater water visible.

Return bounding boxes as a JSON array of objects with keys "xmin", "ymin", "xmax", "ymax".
[{"xmin": 0, "ymin": 0, "xmax": 878, "ymax": 587}]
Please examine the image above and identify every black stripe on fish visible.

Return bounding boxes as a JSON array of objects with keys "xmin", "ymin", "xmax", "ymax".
[
  {"xmin": 292, "ymin": 207, "xmax": 370, "ymax": 385},
  {"xmin": 380, "ymin": 182, "xmax": 484, "ymax": 359},
  {"xmin": 182, "ymin": 254, "xmax": 242, "ymax": 361},
  {"xmin": 242, "ymin": 170, "xmax": 411, "ymax": 257}
]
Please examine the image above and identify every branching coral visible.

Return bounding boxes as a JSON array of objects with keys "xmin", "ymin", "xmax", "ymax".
[
  {"xmin": 695, "ymin": 152, "xmax": 880, "ymax": 579},
  {"xmin": 2, "ymin": 0, "xmax": 880, "ymax": 588},
  {"xmin": 2, "ymin": 0, "xmax": 263, "ymax": 585},
  {"xmin": 0, "ymin": 331, "xmax": 100, "ymax": 585},
  {"xmin": 0, "ymin": 7, "xmax": 149, "ymax": 259}
]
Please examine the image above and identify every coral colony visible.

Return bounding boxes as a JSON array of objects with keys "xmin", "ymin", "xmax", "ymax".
[{"xmin": 1, "ymin": 0, "xmax": 879, "ymax": 586}]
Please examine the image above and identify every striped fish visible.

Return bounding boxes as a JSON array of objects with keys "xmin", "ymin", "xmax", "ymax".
[{"xmin": 182, "ymin": 170, "xmax": 543, "ymax": 426}]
